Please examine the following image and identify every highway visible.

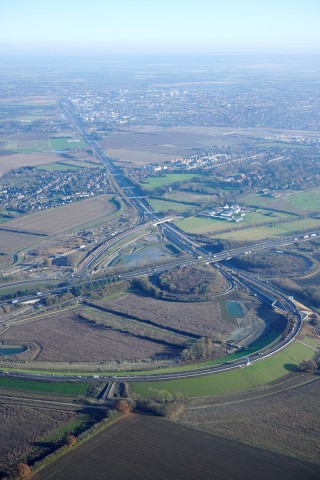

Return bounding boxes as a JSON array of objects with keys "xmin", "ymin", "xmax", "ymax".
[
  {"xmin": 0, "ymin": 100, "xmax": 314, "ymax": 382},
  {"xmin": 60, "ymin": 99, "xmax": 205, "ymax": 259},
  {"xmin": 0, "ymin": 229, "xmax": 319, "ymax": 308},
  {"xmin": 0, "ymin": 257, "xmax": 304, "ymax": 382}
]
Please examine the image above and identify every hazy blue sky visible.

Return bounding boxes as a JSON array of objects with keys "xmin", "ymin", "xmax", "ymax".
[{"xmin": 2, "ymin": 0, "xmax": 320, "ymax": 55}]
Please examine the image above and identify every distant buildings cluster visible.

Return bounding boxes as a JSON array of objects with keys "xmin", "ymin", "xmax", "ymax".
[{"xmin": 200, "ymin": 204, "xmax": 247, "ymax": 222}]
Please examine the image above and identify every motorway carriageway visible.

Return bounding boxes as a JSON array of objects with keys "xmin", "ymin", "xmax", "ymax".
[{"xmin": 0, "ymin": 262, "xmax": 304, "ymax": 383}]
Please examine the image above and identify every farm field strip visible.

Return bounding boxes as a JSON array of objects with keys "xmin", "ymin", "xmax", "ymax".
[
  {"xmin": 97, "ymin": 293, "xmax": 230, "ymax": 339},
  {"xmin": 0, "ymin": 195, "xmax": 117, "ymax": 236},
  {"xmin": 149, "ymin": 198, "xmax": 198, "ymax": 213},
  {"xmin": 212, "ymin": 218, "xmax": 320, "ymax": 241},
  {"xmin": 106, "ymin": 147, "xmax": 174, "ymax": 166},
  {"xmin": 141, "ymin": 173, "xmax": 203, "ymax": 189},
  {"xmin": 178, "ymin": 379, "xmax": 320, "ymax": 466},
  {"xmin": 242, "ymin": 188, "xmax": 320, "ymax": 214},
  {"xmin": 83, "ymin": 304, "xmax": 194, "ymax": 343},
  {"xmin": 31, "ymin": 415, "xmax": 320, "ymax": 480},
  {"xmin": 131, "ymin": 337, "xmax": 319, "ymax": 397},
  {"xmin": 174, "ymin": 210, "xmax": 297, "ymax": 235},
  {"xmin": 0, "ymin": 152, "xmax": 67, "ymax": 172},
  {"xmin": 0, "ymin": 377, "xmax": 90, "ymax": 395},
  {"xmin": 2, "ymin": 199, "xmax": 124, "ymax": 262},
  {"xmin": 0, "ymin": 403, "xmax": 85, "ymax": 476},
  {"xmin": 0, "ymin": 279, "xmax": 58, "ymax": 296},
  {"xmin": 0, "ymin": 309, "xmax": 180, "ymax": 363},
  {"xmin": 39, "ymin": 162, "xmax": 81, "ymax": 171}
]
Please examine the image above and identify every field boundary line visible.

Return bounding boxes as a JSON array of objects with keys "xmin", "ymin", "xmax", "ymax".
[
  {"xmin": 296, "ymin": 339, "xmax": 318, "ymax": 351},
  {"xmin": 28, "ymin": 412, "xmax": 129, "ymax": 479},
  {"xmin": 185, "ymin": 376, "xmax": 320, "ymax": 410}
]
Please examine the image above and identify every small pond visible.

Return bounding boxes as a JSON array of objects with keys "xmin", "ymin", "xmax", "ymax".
[
  {"xmin": 0, "ymin": 345, "xmax": 28, "ymax": 356},
  {"xmin": 226, "ymin": 301, "xmax": 244, "ymax": 318}
]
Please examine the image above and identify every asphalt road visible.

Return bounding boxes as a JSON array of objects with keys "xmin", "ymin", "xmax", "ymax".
[{"xmin": 0, "ymin": 100, "xmax": 313, "ymax": 382}]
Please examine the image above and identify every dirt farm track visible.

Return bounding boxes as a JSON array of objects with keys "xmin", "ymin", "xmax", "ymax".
[{"xmin": 32, "ymin": 415, "xmax": 320, "ymax": 480}]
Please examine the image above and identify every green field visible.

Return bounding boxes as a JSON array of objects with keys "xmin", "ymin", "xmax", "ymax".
[
  {"xmin": 141, "ymin": 174, "xmax": 202, "ymax": 190},
  {"xmin": 40, "ymin": 162, "xmax": 81, "ymax": 171},
  {"xmin": 0, "ymin": 280, "xmax": 59, "ymax": 297},
  {"xmin": 42, "ymin": 417, "xmax": 88, "ymax": 443},
  {"xmin": 243, "ymin": 188, "xmax": 320, "ymax": 214},
  {"xmin": 4, "ymin": 137, "xmax": 88, "ymax": 153},
  {"xmin": 50, "ymin": 137, "xmax": 88, "ymax": 150},
  {"xmin": 285, "ymin": 189, "xmax": 320, "ymax": 212},
  {"xmin": 62, "ymin": 160, "xmax": 103, "ymax": 169},
  {"xmin": 174, "ymin": 210, "xmax": 294, "ymax": 235},
  {"xmin": 131, "ymin": 338, "xmax": 318, "ymax": 398},
  {"xmin": 0, "ymin": 377, "xmax": 90, "ymax": 395},
  {"xmin": 5, "ymin": 139, "xmax": 52, "ymax": 152},
  {"xmin": 214, "ymin": 218, "xmax": 320, "ymax": 241},
  {"xmin": 149, "ymin": 198, "xmax": 197, "ymax": 213},
  {"xmin": 166, "ymin": 191, "xmax": 217, "ymax": 204}
]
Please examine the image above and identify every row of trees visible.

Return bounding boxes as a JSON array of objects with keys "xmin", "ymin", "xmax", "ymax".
[{"xmin": 13, "ymin": 435, "xmax": 77, "ymax": 479}]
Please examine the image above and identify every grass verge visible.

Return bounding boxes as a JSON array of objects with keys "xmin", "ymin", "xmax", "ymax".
[
  {"xmin": 0, "ymin": 378, "xmax": 90, "ymax": 396},
  {"xmin": 131, "ymin": 338, "xmax": 319, "ymax": 398}
]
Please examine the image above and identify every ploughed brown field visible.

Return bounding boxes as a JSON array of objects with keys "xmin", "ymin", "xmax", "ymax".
[
  {"xmin": 0, "ymin": 311, "xmax": 179, "ymax": 362},
  {"xmin": 0, "ymin": 404, "xmax": 78, "ymax": 474},
  {"xmin": 0, "ymin": 152, "xmax": 60, "ymax": 172},
  {"xmin": 97, "ymin": 292, "xmax": 232, "ymax": 338},
  {"xmin": 0, "ymin": 196, "xmax": 117, "ymax": 254},
  {"xmin": 32, "ymin": 415, "xmax": 320, "ymax": 480},
  {"xmin": 0, "ymin": 195, "xmax": 115, "ymax": 236},
  {"xmin": 0, "ymin": 230, "xmax": 43, "ymax": 254},
  {"xmin": 179, "ymin": 379, "xmax": 320, "ymax": 465}
]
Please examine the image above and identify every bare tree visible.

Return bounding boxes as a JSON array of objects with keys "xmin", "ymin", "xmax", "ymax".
[{"xmin": 16, "ymin": 463, "xmax": 31, "ymax": 479}]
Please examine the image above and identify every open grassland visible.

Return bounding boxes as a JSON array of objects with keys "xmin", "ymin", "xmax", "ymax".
[
  {"xmin": 81, "ymin": 306, "xmax": 188, "ymax": 346},
  {"xmin": 212, "ymin": 218, "xmax": 320, "ymax": 241},
  {"xmin": 32, "ymin": 415, "xmax": 320, "ymax": 480},
  {"xmin": 102, "ymin": 128, "xmax": 214, "ymax": 150},
  {"xmin": 0, "ymin": 310, "xmax": 179, "ymax": 362},
  {"xmin": 0, "ymin": 279, "xmax": 58, "ymax": 296},
  {"xmin": 0, "ymin": 109, "xmax": 59, "ymax": 122},
  {"xmin": 50, "ymin": 137, "xmax": 88, "ymax": 150},
  {"xmin": 97, "ymin": 292, "xmax": 232, "ymax": 338},
  {"xmin": 242, "ymin": 188, "xmax": 320, "ymax": 214},
  {"xmin": 132, "ymin": 337, "xmax": 319, "ymax": 397},
  {"xmin": 0, "ymin": 230, "xmax": 45, "ymax": 254},
  {"xmin": 0, "ymin": 96, "xmax": 57, "ymax": 106},
  {"xmin": 106, "ymin": 148, "xmax": 174, "ymax": 166},
  {"xmin": 0, "ymin": 377, "xmax": 89, "ymax": 395},
  {"xmin": 0, "ymin": 196, "xmax": 118, "ymax": 254},
  {"xmin": 284, "ymin": 189, "xmax": 320, "ymax": 212},
  {"xmin": 0, "ymin": 152, "xmax": 66, "ymax": 173},
  {"xmin": 0, "ymin": 195, "xmax": 117, "ymax": 236},
  {"xmin": 39, "ymin": 159, "xmax": 103, "ymax": 171},
  {"xmin": 166, "ymin": 191, "xmax": 218, "ymax": 204},
  {"xmin": 5, "ymin": 139, "xmax": 52, "ymax": 152},
  {"xmin": 174, "ymin": 210, "xmax": 295, "ymax": 235},
  {"xmin": 39, "ymin": 162, "xmax": 81, "ymax": 171},
  {"xmin": 141, "ymin": 173, "xmax": 202, "ymax": 190},
  {"xmin": 149, "ymin": 198, "xmax": 197, "ymax": 213},
  {"xmin": 179, "ymin": 379, "xmax": 320, "ymax": 465},
  {"xmin": 1, "ymin": 135, "xmax": 87, "ymax": 155},
  {"xmin": 0, "ymin": 405, "xmax": 81, "ymax": 476}
]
